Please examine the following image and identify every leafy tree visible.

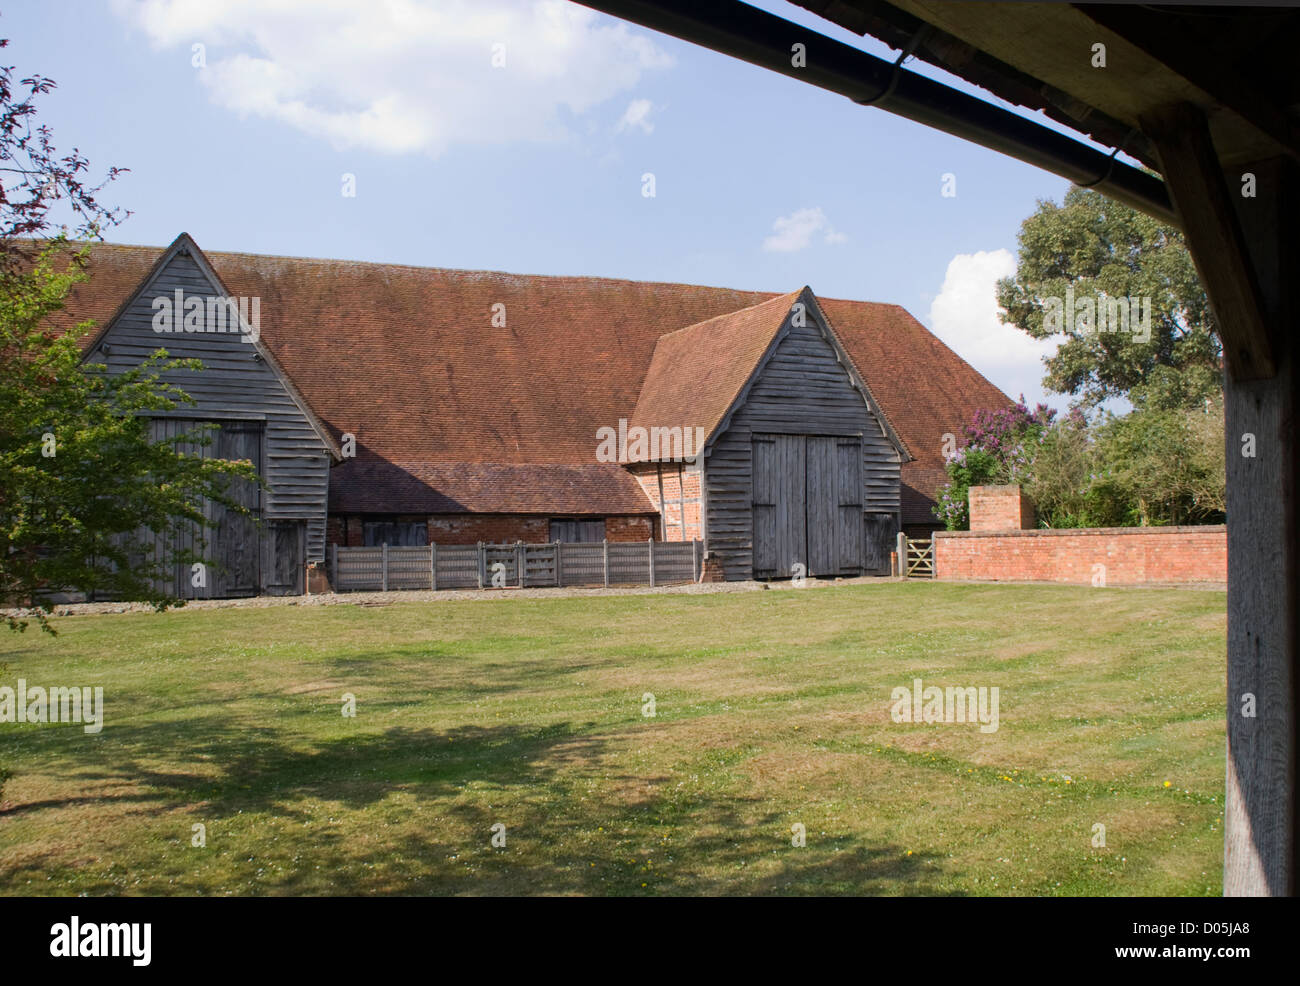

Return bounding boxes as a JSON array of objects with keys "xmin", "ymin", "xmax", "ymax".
[
  {"xmin": 1020, "ymin": 408, "xmax": 1097, "ymax": 528},
  {"xmin": 1093, "ymin": 399, "xmax": 1225, "ymax": 526},
  {"xmin": 996, "ymin": 186, "xmax": 1220, "ymax": 409},
  {"xmin": 1, "ymin": 42, "xmax": 254, "ymax": 633}
]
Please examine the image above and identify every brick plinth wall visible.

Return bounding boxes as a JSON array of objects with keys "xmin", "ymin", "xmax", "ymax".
[
  {"xmin": 934, "ymin": 525, "xmax": 1226, "ymax": 585},
  {"xmin": 700, "ymin": 553, "xmax": 726, "ymax": 583},
  {"xmin": 306, "ymin": 563, "xmax": 331, "ymax": 594}
]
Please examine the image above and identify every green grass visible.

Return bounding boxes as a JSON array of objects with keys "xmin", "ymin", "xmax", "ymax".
[{"xmin": 0, "ymin": 581, "xmax": 1225, "ymax": 896}]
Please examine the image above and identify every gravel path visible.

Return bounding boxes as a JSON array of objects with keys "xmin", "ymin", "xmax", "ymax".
[{"xmin": 10, "ymin": 575, "xmax": 899, "ymax": 619}]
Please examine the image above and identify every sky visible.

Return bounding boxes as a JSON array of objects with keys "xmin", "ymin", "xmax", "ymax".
[{"xmin": 0, "ymin": 0, "xmax": 1115, "ymax": 410}]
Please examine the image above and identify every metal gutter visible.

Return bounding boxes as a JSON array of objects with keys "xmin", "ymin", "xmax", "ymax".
[{"xmin": 574, "ymin": 0, "xmax": 1178, "ymax": 225}]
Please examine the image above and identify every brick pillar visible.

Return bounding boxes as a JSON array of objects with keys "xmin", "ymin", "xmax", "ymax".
[{"xmin": 968, "ymin": 485, "xmax": 1036, "ymax": 531}]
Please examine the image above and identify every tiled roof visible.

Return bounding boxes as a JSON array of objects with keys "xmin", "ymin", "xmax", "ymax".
[
  {"xmin": 328, "ymin": 461, "xmax": 655, "ymax": 515},
  {"xmin": 53, "ymin": 238, "xmax": 1010, "ymax": 523},
  {"xmin": 628, "ymin": 291, "xmax": 802, "ymax": 458}
]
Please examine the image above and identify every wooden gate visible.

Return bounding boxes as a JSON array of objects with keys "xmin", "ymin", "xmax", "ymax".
[
  {"xmin": 901, "ymin": 536, "xmax": 934, "ymax": 579},
  {"xmin": 753, "ymin": 434, "xmax": 864, "ymax": 578}
]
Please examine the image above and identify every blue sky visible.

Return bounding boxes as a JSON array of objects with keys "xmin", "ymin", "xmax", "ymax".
[{"xmin": 1, "ymin": 0, "xmax": 1111, "ymax": 409}]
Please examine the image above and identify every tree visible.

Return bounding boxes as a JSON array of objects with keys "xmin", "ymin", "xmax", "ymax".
[
  {"xmin": 996, "ymin": 185, "xmax": 1220, "ymax": 409},
  {"xmin": 1093, "ymin": 399, "xmax": 1225, "ymax": 526},
  {"xmin": 1, "ymin": 42, "xmax": 254, "ymax": 633},
  {"xmin": 0, "ymin": 42, "xmax": 128, "ymax": 273}
]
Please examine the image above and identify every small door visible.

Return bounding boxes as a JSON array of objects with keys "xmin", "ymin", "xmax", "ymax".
[
  {"xmin": 262, "ymin": 521, "xmax": 305, "ymax": 595},
  {"xmin": 863, "ymin": 513, "xmax": 894, "ymax": 575}
]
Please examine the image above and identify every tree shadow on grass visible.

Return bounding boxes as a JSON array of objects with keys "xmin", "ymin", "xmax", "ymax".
[{"xmin": 4, "ymin": 712, "xmax": 963, "ymax": 896}]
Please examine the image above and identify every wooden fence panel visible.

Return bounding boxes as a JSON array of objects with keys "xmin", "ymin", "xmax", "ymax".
[{"xmin": 332, "ymin": 540, "xmax": 702, "ymax": 592}]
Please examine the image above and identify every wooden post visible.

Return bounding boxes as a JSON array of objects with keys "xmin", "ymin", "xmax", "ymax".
[
  {"xmin": 477, "ymin": 541, "xmax": 485, "ymax": 589},
  {"xmin": 890, "ymin": 550, "xmax": 898, "ymax": 577},
  {"xmin": 648, "ymin": 537, "xmax": 656, "ymax": 588},
  {"xmin": 896, "ymin": 532, "xmax": 908, "ymax": 578},
  {"xmin": 555, "ymin": 541, "xmax": 563, "ymax": 588},
  {"xmin": 381, "ymin": 542, "xmax": 388, "ymax": 592},
  {"xmin": 603, "ymin": 539, "xmax": 609, "ymax": 588},
  {"xmin": 332, "ymin": 543, "xmax": 339, "ymax": 590},
  {"xmin": 518, "ymin": 541, "xmax": 525, "ymax": 588},
  {"xmin": 1216, "ymin": 155, "xmax": 1297, "ymax": 897},
  {"xmin": 430, "ymin": 542, "xmax": 437, "ymax": 591},
  {"xmin": 1135, "ymin": 139, "xmax": 1298, "ymax": 895},
  {"xmin": 692, "ymin": 538, "xmax": 700, "ymax": 582}
]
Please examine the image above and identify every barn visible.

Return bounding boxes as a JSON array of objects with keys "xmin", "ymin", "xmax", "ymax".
[{"xmin": 59, "ymin": 232, "xmax": 1009, "ymax": 595}]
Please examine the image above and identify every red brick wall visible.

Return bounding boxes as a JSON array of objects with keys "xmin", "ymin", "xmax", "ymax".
[
  {"xmin": 606, "ymin": 515, "xmax": 654, "ymax": 541},
  {"xmin": 628, "ymin": 463, "xmax": 703, "ymax": 542},
  {"xmin": 934, "ymin": 525, "xmax": 1227, "ymax": 585},
  {"xmin": 969, "ymin": 485, "xmax": 1035, "ymax": 531},
  {"xmin": 426, "ymin": 514, "xmax": 550, "ymax": 544},
  {"xmin": 306, "ymin": 563, "xmax": 331, "ymax": 594}
]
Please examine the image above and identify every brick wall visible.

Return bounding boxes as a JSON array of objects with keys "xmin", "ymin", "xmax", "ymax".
[
  {"xmin": 606, "ymin": 515, "xmax": 654, "ymax": 541},
  {"xmin": 969, "ymin": 485, "xmax": 1035, "ymax": 531},
  {"xmin": 628, "ymin": 462, "xmax": 703, "ymax": 541},
  {"xmin": 934, "ymin": 525, "xmax": 1227, "ymax": 585}
]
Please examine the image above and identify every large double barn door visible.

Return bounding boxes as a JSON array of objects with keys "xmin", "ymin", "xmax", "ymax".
[
  {"xmin": 753, "ymin": 434, "xmax": 863, "ymax": 579},
  {"xmin": 148, "ymin": 418, "xmax": 263, "ymax": 598}
]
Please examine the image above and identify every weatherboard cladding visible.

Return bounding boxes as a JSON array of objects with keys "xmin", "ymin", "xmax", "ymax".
[
  {"xmin": 58, "ymin": 238, "xmax": 1011, "ymax": 526},
  {"xmin": 81, "ymin": 245, "xmax": 332, "ymax": 562},
  {"xmin": 700, "ymin": 302, "xmax": 902, "ymax": 580}
]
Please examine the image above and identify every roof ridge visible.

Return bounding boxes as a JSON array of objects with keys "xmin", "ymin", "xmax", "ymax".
[
  {"xmin": 651, "ymin": 287, "xmax": 803, "ymax": 343},
  {"xmin": 76, "ymin": 239, "xmax": 798, "ymax": 301}
]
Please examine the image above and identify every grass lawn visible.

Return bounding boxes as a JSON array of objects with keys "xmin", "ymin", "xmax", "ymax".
[{"xmin": 0, "ymin": 581, "xmax": 1225, "ymax": 896}]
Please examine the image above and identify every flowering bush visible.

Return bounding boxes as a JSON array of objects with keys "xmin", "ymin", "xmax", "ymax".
[{"xmin": 934, "ymin": 398, "xmax": 1054, "ymax": 530}]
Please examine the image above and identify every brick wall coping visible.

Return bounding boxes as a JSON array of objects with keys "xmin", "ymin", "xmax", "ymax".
[{"xmin": 935, "ymin": 524, "xmax": 1226, "ymax": 539}]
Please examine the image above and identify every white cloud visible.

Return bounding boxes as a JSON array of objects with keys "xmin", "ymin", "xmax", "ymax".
[
  {"xmin": 762, "ymin": 207, "xmax": 845, "ymax": 252},
  {"xmin": 113, "ymin": 0, "xmax": 673, "ymax": 156},
  {"xmin": 928, "ymin": 249, "xmax": 1060, "ymax": 408},
  {"xmin": 616, "ymin": 98, "xmax": 655, "ymax": 134}
]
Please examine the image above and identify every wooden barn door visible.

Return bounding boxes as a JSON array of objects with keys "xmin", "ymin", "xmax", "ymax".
[
  {"xmin": 754, "ymin": 434, "xmax": 862, "ymax": 579},
  {"xmin": 807, "ymin": 437, "xmax": 863, "ymax": 576},
  {"xmin": 212, "ymin": 421, "xmax": 262, "ymax": 597},
  {"xmin": 752, "ymin": 434, "xmax": 806, "ymax": 578}
]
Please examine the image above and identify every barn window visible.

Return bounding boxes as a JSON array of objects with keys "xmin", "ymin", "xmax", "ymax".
[
  {"xmin": 362, "ymin": 519, "xmax": 428, "ymax": 547},
  {"xmin": 550, "ymin": 519, "xmax": 605, "ymax": 543}
]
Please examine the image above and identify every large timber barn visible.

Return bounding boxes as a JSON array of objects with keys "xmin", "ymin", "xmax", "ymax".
[{"xmin": 59, "ymin": 232, "xmax": 1009, "ymax": 595}]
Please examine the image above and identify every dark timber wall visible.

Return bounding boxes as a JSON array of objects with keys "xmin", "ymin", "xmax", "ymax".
[
  {"xmin": 87, "ymin": 245, "xmax": 331, "ymax": 590},
  {"xmin": 703, "ymin": 309, "xmax": 902, "ymax": 580}
]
